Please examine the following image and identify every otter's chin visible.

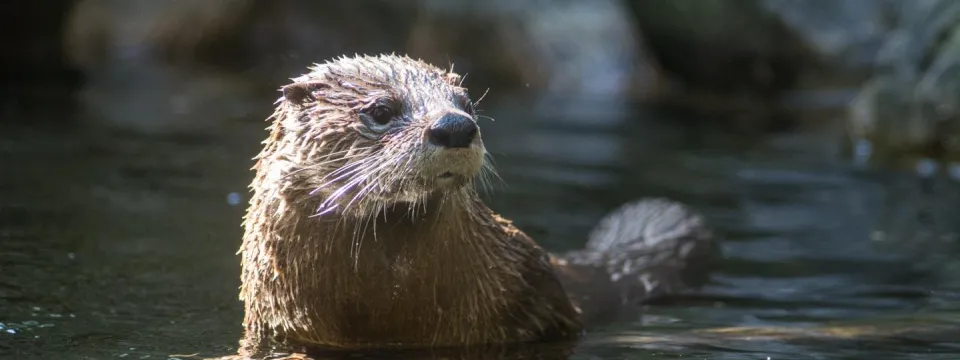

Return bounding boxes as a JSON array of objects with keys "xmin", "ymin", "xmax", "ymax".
[
  {"xmin": 426, "ymin": 147, "xmax": 484, "ymax": 189},
  {"xmin": 432, "ymin": 171, "xmax": 474, "ymax": 190}
]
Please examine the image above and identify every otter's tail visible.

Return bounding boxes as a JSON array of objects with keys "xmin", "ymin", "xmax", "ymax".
[{"xmin": 564, "ymin": 198, "xmax": 717, "ymax": 302}]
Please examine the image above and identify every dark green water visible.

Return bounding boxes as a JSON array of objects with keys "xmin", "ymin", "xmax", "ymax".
[{"xmin": 1, "ymin": 96, "xmax": 959, "ymax": 360}]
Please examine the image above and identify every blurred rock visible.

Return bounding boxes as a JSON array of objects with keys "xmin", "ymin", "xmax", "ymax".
[
  {"xmin": 408, "ymin": 0, "xmax": 663, "ymax": 99},
  {"xmin": 65, "ymin": 0, "xmax": 659, "ymax": 97},
  {"xmin": 628, "ymin": 0, "xmax": 894, "ymax": 97},
  {"xmin": 848, "ymin": 0, "xmax": 960, "ymax": 158},
  {"xmin": 759, "ymin": 0, "xmax": 892, "ymax": 70},
  {"xmin": 64, "ymin": 0, "xmax": 253, "ymax": 72},
  {"xmin": 64, "ymin": 0, "xmax": 407, "ymax": 81},
  {"xmin": 629, "ymin": 0, "xmax": 810, "ymax": 98},
  {"xmin": 63, "ymin": 0, "xmax": 412, "ymax": 132}
]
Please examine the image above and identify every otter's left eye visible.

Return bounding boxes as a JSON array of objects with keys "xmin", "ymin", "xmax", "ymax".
[{"xmin": 359, "ymin": 103, "xmax": 397, "ymax": 131}]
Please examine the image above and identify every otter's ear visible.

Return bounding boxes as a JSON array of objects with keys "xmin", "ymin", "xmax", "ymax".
[{"xmin": 281, "ymin": 83, "xmax": 316, "ymax": 105}]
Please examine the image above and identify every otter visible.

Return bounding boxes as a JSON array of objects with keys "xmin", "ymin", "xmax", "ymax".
[{"xmin": 237, "ymin": 54, "xmax": 714, "ymax": 359}]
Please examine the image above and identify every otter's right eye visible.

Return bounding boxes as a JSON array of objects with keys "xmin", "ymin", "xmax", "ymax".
[
  {"xmin": 359, "ymin": 104, "xmax": 397, "ymax": 132},
  {"xmin": 369, "ymin": 105, "xmax": 394, "ymax": 125}
]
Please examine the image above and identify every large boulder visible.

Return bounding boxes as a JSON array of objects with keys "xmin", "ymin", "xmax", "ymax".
[
  {"xmin": 759, "ymin": 0, "xmax": 892, "ymax": 70},
  {"xmin": 611, "ymin": 0, "xmax": 896, "ymax": 132},
  {"xmin": 627, "ymin": 0, "xmax": 892, "ymax": 97}
]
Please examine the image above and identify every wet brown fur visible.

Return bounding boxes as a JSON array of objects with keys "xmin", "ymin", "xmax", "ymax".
[{"xmin": 238, "ymin": 54, "xmax": 582, "ymax": 358}]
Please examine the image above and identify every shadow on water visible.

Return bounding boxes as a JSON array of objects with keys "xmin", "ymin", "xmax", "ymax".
[{"xmin": 1, "ymin": 92, "xmax": 959, "ymax": 359}]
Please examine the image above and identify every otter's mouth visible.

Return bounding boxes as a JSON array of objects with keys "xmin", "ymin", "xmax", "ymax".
[{"xmin": 432, "ymin": 170, "xmax": 470, "ymax": 189}]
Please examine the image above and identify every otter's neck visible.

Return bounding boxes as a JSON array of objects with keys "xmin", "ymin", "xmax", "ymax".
[
  {"xmin": 310, "ymin": 190, "xmax": 499, "ymax": 268},
  {"xmin": 263, "ymin": 186, "xmax": 514, "ymax": 293},
  {"xmin": 270, "ymin": 187, "xmax": 518, "ymax": 342}
]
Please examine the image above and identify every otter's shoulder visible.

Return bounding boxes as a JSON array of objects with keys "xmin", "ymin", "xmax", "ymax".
[
  {"xmin": 485, "ymin": 212, "xmax": 584, "ymax": 339},
  {"xmin": 490, "ymin": 213, "xmax": 531, "ymax": 241}
]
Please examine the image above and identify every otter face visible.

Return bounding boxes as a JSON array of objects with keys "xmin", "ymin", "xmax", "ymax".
[{"xmin": 275, "ymin": 55, "xmax": 494, "ymax": 216}]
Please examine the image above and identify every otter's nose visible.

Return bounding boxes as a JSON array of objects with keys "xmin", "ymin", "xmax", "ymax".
[{"xmin": 427, "ymin": 113, "xmax": 478, "ymax": 148}]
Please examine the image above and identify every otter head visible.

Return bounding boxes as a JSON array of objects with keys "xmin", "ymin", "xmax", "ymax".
[{"xmin": 272, "ymin": 55, "xmax": 491, "ymax": 217}]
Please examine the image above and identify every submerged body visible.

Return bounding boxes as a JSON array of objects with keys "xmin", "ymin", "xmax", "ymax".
[{"xmin": 238, "ymin": 54, "xmax": 713, "ymax": 358}]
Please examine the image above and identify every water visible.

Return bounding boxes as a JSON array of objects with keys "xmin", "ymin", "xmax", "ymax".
[{"xmin": 1, "ymin": 94, "xmax": 959, "ymax": 359}]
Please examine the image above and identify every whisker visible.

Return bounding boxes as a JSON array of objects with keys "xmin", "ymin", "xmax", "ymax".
[
  {"xmin": 310, "ymin": 161, "xmax": 370, "ymax": 192},
  {"xmin": 284, "ymin": 152, "xmax": 370, "ymax": 181},
  {"xmin": 483, "ymin": 153, "xmax": 504, "ymax": 183},
  {"xmin": 339, "ymin": 150, "xmax": 408, "ymax": 215},
  {"xmin": 474, "ymin": 87, "xmax": 490, "ymax": 107},
  {"xmin": 312, "ymin": 171, "xmax": 372, "ymax": 217},
  {"xmin": 307, "ymin": 156, "xmax": 380, "ymax": 195},
  {"xmin": 476, "ymin": 115, "xmax": 496, "ymax": 122}
]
